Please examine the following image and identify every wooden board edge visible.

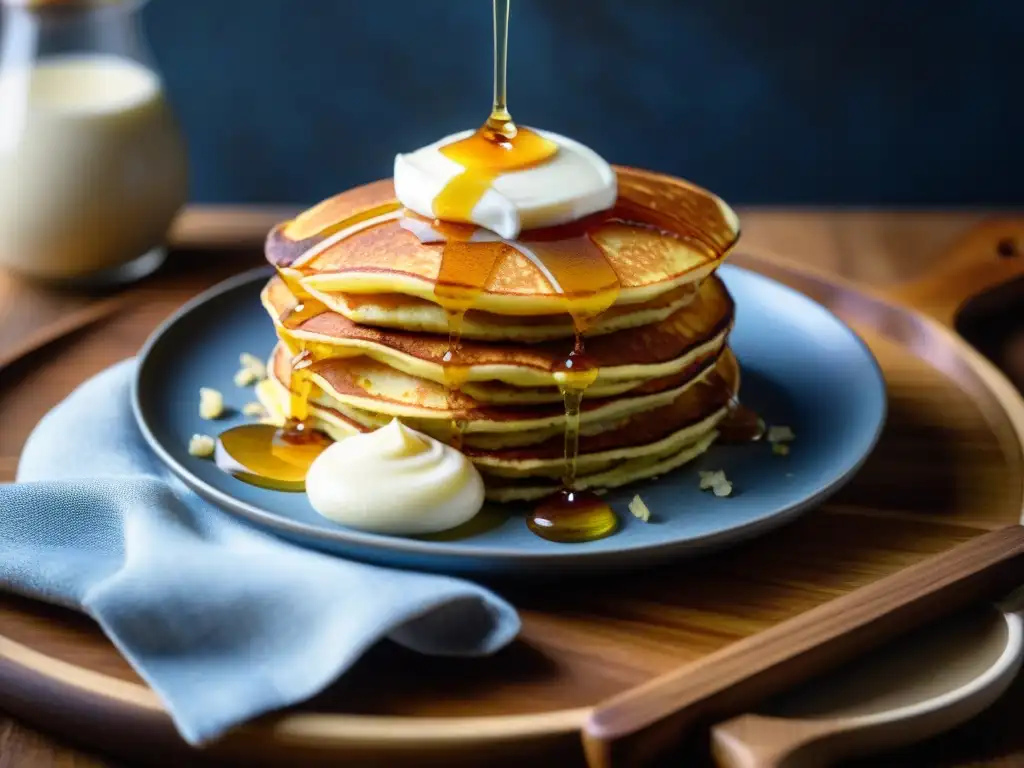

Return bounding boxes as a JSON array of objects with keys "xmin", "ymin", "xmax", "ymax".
[{"xmin": 0, "ymin": 632, "xmax": 587, "ymax": 748}]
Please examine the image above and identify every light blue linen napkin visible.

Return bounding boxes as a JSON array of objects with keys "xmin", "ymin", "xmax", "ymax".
[{"xmin": 0, "ymin": 359, "xmax": 519, "ymax": 746}]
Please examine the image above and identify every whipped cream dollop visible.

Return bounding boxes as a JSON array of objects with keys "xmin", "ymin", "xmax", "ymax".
[
  {"xmin": 394, "ymin": 128, "xmax": 616, "ymax": 239},
  {"xmin": 305, "ymin": 419, "xmax": 485, "ymax": 535}
]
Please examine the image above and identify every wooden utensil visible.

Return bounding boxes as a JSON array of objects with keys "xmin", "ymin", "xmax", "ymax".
[
  {"xmin": 710, "ymin": 598, "xmax": 1024, "ymax": 768},
  {"xmin": 581, "ymin": 526, "xmax": 1024, "ymax": 768}
]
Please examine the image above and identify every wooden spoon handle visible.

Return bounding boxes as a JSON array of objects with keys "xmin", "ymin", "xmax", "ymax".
[
  {"xmin": 710, "ymin": 714, "xmax": 845, "ymax": 768},
  {"xmin": 580, "ymin": 525, "xmax": 1024, "ymax": 768},
  {"xmin": 886, "ymin": 218, "xmax": 1024, "ymax": 328},
  {"xmin": 734, "ymin": 216, "xmax": 1024, "ymax": 334}
]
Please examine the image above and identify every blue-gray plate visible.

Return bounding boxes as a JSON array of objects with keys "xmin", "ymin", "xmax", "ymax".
[{"xmin": 133, "ymin": 265, "xmax": 886, "ymax": 575}]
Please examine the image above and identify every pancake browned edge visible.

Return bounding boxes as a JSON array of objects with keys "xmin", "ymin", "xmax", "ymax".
[
  {"xmin": 260, "ymin": 273, "xmax": 736, "ymax": 392},
  {"xmin": 264, "ymin": 170, "xmax": 740, "ymax": 317},
  {"xmin": 256, "ymin": 348, "xmax": 740, "ymax": 502},
  {"xmin": 310, "ymin": 281, "xmax": 703, "ymax": 342},
  {"xmin": 263, "ymin": 340, "xmax": 728, "ymax": 449}
]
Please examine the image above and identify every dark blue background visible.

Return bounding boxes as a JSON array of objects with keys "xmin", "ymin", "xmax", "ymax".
[{"xmin": 136, "ymin": 1, "xmax": 1022, "ymax": 205}]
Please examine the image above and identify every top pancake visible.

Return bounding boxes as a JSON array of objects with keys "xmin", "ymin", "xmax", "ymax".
[{"xmin": 266, "ymin": 167, "xmax": 740, "ymax": 317}]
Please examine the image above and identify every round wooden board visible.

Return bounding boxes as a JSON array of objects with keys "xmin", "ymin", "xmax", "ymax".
[{"xmin": 2, "ymin": 225, "xmax": 1024, "ymax": 767}]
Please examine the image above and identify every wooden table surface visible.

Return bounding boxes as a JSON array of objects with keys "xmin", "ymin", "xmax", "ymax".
[{"xmin": 1, "ymin": 206, "xmax": 1023, "ymax": 768}]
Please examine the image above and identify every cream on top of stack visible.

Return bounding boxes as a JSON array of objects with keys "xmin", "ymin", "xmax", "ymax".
[{"xmin": 259, "ymin": 168, "xmax": 741, "ymax": 501}]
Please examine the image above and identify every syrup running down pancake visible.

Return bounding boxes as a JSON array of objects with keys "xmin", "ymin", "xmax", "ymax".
[
  {"xmin": 255, "ymin": 347, "xmax": 740, "ymax": 501},
  {"xmin": 261, "ymin": 341, "xmax": 729, "ymax": 447},
  {"xmin": 260, "ymin": 270, "xmax": 735, "ymax": 390},
  {"xmin": 249, "ymin": 168, "xmax": 744, "ymax": 510}
]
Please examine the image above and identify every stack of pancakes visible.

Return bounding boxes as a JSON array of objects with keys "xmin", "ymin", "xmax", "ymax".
[{"xmin": 257, "ymin": 168, "xmax": 741, "ymax": 502}]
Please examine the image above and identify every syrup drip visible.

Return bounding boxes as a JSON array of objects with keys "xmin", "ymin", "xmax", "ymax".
[
  {"xmin": 434, "ymin": 126, "xmax": 556, "ymax": 223},
  {"xmin": 214, "ymin": 334, "xmax": 330, "ymax": 491},
  {"xmin": 215, "ymin": 209, "xmax": 383, "ymax": 491},
  {"xmin": 432, "ymin": 223, "xmax": 506, "ymax": 447},
  {"xmin": 717, "ymin": 402, "xmax": 766, "ymax": 443},
  {"xmin": 486, "ymin": 0, "xmax": 514, "ymax": 139},
  {"xmin": 214, "ymin": 423, "xmax": 330, "ymax": 492},
  {"xmin": 430, "ymin": 0, "xmax": 556, "ymax": 453},
  {"xmin": 554, "ymin": 348, "xmax": 599, "ymax": 489},
  {"xmin": 527, "ymin": 489, "xmax": 618, "ymax": 543},
  {"xmin": 432, "ymin": 0, "xmax": 556, "ymax": 224},
  {"xmin": 701, "ymin": 370, "xmax": 764, "ymax": 443}
]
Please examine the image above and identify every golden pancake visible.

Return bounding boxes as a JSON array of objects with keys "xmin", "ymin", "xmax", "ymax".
[
  {"xmin": 482, "ymin": 431, "xmax": 719, "ymax": 502},
  {"xmin": 465, "ymin": 350, "xmax": 738, "ymax": 477},
  {"xmin": 261, "ymin": 272, "xmax": 735, "ymax": 390},
  {"xmin": 255, "ymin": 345, "xmax": 738, "ymax": 496},
  {"xmin": 256, "ymin": 383, "xmax": 725, "ymax": 503},
  {"xmin": 269, "ymin": 342, "xmax": 725, "ymax": 429},
  {"xmin": 265, "ymin": 168, "xmax": 740, "ymax": 317},
  {"xmin": 265, "ymin": 343, "xmax": 731, "ymax": 447},
  {"xmin": 456, "ymin": 377, "xmax": 650, "ymax": 406},
  {"xmin": 263, "ymin": 356, "xmax": 644, "ymax": 449},
  {"xmin": 308, "ymin": 281, "xmax": 700, "ymax": 342}
]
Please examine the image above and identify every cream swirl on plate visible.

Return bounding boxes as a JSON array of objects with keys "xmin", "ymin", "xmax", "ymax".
[{"xmin": 305, "ymin": 419, "xmax": 485, "ymax": 535}]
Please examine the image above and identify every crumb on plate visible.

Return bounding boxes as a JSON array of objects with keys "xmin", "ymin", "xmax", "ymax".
[
  {"xmin": 188, "ymin": 434, "xmax": 215, "ymax": 458},
  {"xmin": 242, "ymin": 401, "xmax": 266, "ymax": 417},
  {"xmin": 234, "ymin": 367, "xmax": 259, "ymax": 387},
  {"xmin": 767, "ymin": 425, "xmax": 795, "ymax": 444},
  {"xmin": 239, "ymin": 352, "xmax": 267, "ymax": 380},
  {"xmin": 199, "ymin": 387, "xmax": 224, "ymax": 420},
  {"xmin": 628, "ymin": 494, "xmax": 651, "ymax": 522},
  {"xmin": 699, "ymin": 470, "xmax": 733, "ymax": 497},
  {"xmin": 772, "ymin": 442, "xmax": 790, "ymax": 456}
]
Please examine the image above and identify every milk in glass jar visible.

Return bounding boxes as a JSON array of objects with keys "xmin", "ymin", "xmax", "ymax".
[{"xmin": 0, "ymin": 0, "xmax": 187, "ymax": 284}]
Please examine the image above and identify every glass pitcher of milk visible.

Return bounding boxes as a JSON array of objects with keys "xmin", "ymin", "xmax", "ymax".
[{"xmin": 0, "ymin": 0, "xmax": 187, "ymax": 285}]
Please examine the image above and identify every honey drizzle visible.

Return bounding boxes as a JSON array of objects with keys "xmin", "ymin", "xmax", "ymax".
[
  {"xmin": 487, "ymin": 0, "xmax": 514, "ymax": 139},
  {"xmin": 429, "ymin": 0, "xmax": 555, "ymax": 452},
  {"xmin": 433, "ymin": 127, "xmax": 556, "ymax": 223},
  {"xmin": 431, "ymin": 0, "xmax": 556, "ymax": 226},
  {"xmin": 215, "ymin": 423, "xmax": 330, "ymax": 492},
  {"xmin": 702, "ymin": 369, "xmax": 765, "ymax": 443},
  {"xmin": 425, "ymin": 0, "xmax": 625, "ymax": 542},
  {"xmin": 717, "ymin": 402, "xmax": 766, "ymax": 443},
  {"xmin": 432, "ymin": 227, "xmax": 506, "ymax": 447},
  {"xmin": 214, "ymin": 208, "xmax": 392, "ymax": 492}
]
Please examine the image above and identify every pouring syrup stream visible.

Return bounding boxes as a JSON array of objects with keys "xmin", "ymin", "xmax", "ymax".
[{"xmin": 430, "ymin": 0, "xmax": 620, "ymax": 542}]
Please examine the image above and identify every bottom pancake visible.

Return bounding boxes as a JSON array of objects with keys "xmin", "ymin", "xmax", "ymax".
[
  {"xmin": 483, "ymin": 430, "xmax": 718, "ymax": 502},
  {"xmin": 256, "ymin": 376, "xmax": 722, "ymax": 501}
]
